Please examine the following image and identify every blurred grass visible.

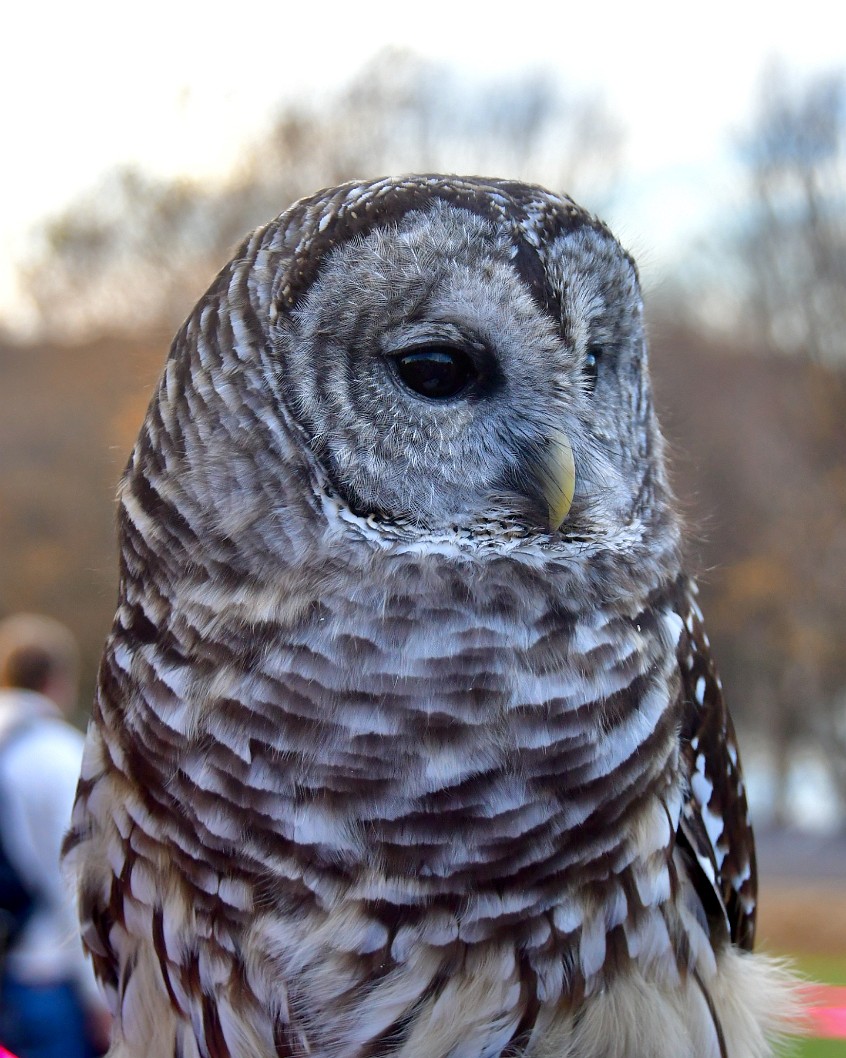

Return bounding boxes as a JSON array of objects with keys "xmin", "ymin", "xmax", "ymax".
[
  {"xmin": 793, "ymin": 1042, "xmax": 844, "ymax": 1057},
  {"xmin": 793, "ymin": 954, "xmax": 846, "ymax": 987}
]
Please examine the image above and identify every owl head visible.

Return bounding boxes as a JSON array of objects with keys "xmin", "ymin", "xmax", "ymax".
[{"xmin": 125, "ymin": 175, "xmax": 679, "ymax": 590}]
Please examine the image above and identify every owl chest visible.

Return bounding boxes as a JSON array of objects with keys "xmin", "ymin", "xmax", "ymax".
[
  {"xmin": 114, "ymin": 574, "xmax": 684, "ymax": 905},
  {"xmin": 187, "ymin": 591, "xmax": 682, "ymax": 900}
]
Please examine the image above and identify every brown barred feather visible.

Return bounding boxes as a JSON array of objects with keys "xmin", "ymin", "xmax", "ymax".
[
  {"xmin": 677, "ymin": 583, "xmax": 758, "ymax": 951},
  {"xmin": 64, "ymin": 175, "xmax": 798, "ymax": 1058}
]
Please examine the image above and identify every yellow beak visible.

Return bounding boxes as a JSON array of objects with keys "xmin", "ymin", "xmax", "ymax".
[{"xmin": 542, "ymin": 430, "xmax": 576, "ymax": 531}]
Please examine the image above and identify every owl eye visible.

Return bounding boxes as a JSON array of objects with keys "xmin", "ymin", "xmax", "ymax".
[
  {"xmin": 584, "ymin": 343, "xmax": 604, "ymax": 389},
  {"xmin": 394, "ymin": 347, "xmax": 476, "ymax": 400}
]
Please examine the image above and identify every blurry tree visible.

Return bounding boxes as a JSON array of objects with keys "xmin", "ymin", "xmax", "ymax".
[
  {"xmin": 670, "ymin": 65, "xmax": 846, "ymax": 821},
  {"xmin": 736, "ymin": 63, "xmax": 846, "ymax": 366},
  {"xmin": 734, "ymin": 66, "xmax": 846, "ymax": 817},
  {"xmin": 24, "ymin": 48, "xmax": 623, "ymax": 339},
  {"xmin": 0, "ymin": 331, "xmax": 164, "ymax": 720}
]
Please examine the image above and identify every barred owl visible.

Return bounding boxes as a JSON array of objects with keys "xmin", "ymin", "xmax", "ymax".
[{"xmin": 65, "ymin": 175, "xmax": 797, "ymax": 1058}]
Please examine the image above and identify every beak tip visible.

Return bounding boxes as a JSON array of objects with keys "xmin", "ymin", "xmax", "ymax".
[{"xmin": 544, "ymin": 431, "xmax": 576, "ymax": 532}]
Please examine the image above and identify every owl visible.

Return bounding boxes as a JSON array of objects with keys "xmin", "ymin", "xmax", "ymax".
[{"xmin": 65, "ymin": 175, "xmax": 798, "ymax": 1058}]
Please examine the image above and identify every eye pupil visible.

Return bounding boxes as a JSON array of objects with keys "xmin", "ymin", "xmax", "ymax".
[
  {"xmin": 395, "ymin": 348, "xmax": 475, "ymax": 399},
  {"xmin": 585, "ymin": 343, "xmax": 603, "ymax": 388}
]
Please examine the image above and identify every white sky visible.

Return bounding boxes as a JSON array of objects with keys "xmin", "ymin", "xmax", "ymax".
[{"xmin": 3, "ymin": 0, "xmax": 845, "ymax": 330}]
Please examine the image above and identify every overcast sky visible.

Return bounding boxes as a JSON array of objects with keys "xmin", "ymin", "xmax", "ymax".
[{"xmin": 3, "ymin": 0, "xmax": 844, "ymax": 330}]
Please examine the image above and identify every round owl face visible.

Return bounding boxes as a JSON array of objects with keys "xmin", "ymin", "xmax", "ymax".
[
  {"xmin": 142, "ymin": 177, "xmax": 677, "ymax": 580},
  {"xmin": 273, "ymin": 196, "xmax": 664, "ymax": 544}
]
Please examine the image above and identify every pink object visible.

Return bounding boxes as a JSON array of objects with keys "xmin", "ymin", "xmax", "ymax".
[
  {"xmin": 0, "ymin": 1047, "xmax": 19, "ymax": 1058},
  {"xmin": 803, "ymin": 984, "xmax": 846, "ymax": 1039}
]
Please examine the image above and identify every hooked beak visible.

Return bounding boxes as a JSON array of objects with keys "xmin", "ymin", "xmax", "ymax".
[{"xmin": 540, "ymin": 429, "xmax": 576, "ymax": 531}]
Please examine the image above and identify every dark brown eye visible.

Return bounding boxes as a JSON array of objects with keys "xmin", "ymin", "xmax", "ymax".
[
  {"xmin": 395, "ymin": 348, "xmax": 476, "ymax": 399},
  {"xmin": 585, "ymin": 343, "xmax": 604, "ymax": 389}
]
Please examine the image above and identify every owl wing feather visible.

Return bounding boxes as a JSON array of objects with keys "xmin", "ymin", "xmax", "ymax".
[{"xmin": 675, "ymin": 581, "xmax": 757, "ymax": 952}]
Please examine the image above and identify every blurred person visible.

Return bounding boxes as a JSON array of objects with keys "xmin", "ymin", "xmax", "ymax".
[{"xmin": 0, "ymin": 615, "xmax": 110, "ymax": 1058}]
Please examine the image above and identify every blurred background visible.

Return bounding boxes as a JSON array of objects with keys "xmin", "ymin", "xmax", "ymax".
[{"xmin": 1, "ymin": 2, "xmax": 844, "ymax": 1050}]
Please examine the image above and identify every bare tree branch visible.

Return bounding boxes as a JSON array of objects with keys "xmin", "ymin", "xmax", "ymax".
[{"xmin": 23, "ymin": 49, "xmax": 624, "ymax": 339}]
